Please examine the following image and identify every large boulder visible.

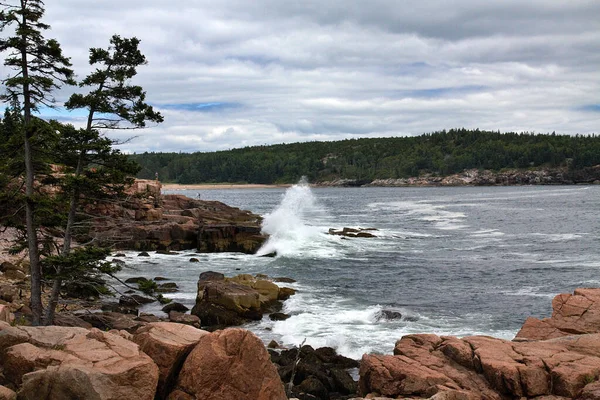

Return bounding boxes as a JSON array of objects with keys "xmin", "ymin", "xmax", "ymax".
[
  {"xmin": 191, "ymin": 273, "xmax": 295, "ymax": 328},
  {"xmin": 516, "ymin": 288, "xmax": 600, "ymax": 341},
  {"xmin": 359, "ymin": 332, "xmax": 600, "ymax": 399},
  {"xmin": 168, "ymin": 328, "xmax": 286, "ymax": 400},
  {"xmin": 195, "ymin": 280, "xmax": 260, "ymax": 314},
  {"xmin": 0, "ymin": 322, "xmax": 158, "ymax": 400},
  {"xmin": 133, "ymin": 322, "xmax": 209, "ymax": 399},
  {"xmin": 227, "ymin": 274, "xmax": 280, "ymax": 302}
]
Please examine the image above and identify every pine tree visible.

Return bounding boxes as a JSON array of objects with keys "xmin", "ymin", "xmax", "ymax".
[
  {"xmin": 43, "ymin": 35, "xmax": 163, "ymax": 324},
  {"xmin": 0, "ymin": 0, "xmax": 74, "ymax": 325}
]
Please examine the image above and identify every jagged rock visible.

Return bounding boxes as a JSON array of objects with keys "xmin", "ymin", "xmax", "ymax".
[
  {"xmin": 516, "ymin": 288, "xmax": 600, "ymax": 340},
  {"xmin": 101, "ymin": 302, "xmax": 139, "ymax": 315},
  {"xmin": 89, "ymin": 182, "xmax": 266, "ymax": 253},
  {"xmin": 162, "ymin": 302, "xmax": 189, "ymax": 313},
  {"xmin": 328, "ymin": 227, "xmax": 377, "ymax": 238},
  {"xmin": 169, "ymin": 328, "xmax": 286, "ymax": 400},
  {"xmin": 295, "ymin": 376, "xmax": 330, "ymax": 400},
  {"xmin": 191, "ymin": 273, "xmax": 295, "ymax": 328},
  {"xmin": 52, "ymin": 313, "xmax": 93, "ymax": 329},
  {"xmin": 79, "ymin": 312, "xmax": 145, "ymax": 332},
  {"xmin": 359, "ymin": 332, "xmax": 600, "ymax": 399},
  {"xmin": 274, "ymin": 277, "xmax": 297, "ymax": 283},
  {"xmin": 119, "ymin": 294, "xmax": 156, "ymax": 307},
  {"xmin": 269, "ymin": 312, "xmax": 291, "ymax": 321},
  {"xmin": 190, "ymin": 302, "xmax": 246, "ymax": 327},
  {"xmin": 168, "ymin": 312, "xmax": 201, "ymax": 328},
  {"xmin": 278, "ymin": 287, "xmax": 297, "ymax": 301},
  {"xmin": 0, "ymin": 305, "xmax": 13, "ymax": 324},
  {"xmin": 273, "ymin": 345, "xmax": 359, "ymax": 398},
  {"xmin": 0, "ymin": 322, "xmax": 158, "ymax": 399},
  {"xmin": 125, "ymin": 277, "xmax": 149, "ymax": 284},
  {"xmin": 0, "ymin": 284, "xmax": 19, "ymax": 303},
  {"xmin": 227, "ymin": 274, "xmax": 280, "ymax": 302},
  {"xmin": 2, "ymin": 270, "xmax": 26, "ymax": 280},
  {"xmin": 133, "ymin": 322, "xmax": 208, "ymax": 399},
  {"xmin": 375, "ymin": 309, "xmax": 402, "ymax": 321},
  {"xmin": 195, "ymin": 280, "xmax": 260, "ymax": 313},
  {"xmin": 198, "ymin": 224, "xmax": 267, "ymax": 254}
]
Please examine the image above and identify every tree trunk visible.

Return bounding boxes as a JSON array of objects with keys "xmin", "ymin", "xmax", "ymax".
[{"xmin": 20, "ymin": 7, "xmax": 42, "ymax": 325}]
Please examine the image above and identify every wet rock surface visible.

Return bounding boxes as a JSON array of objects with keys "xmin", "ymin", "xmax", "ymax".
[
  {"xmin": 190, "ymin": 271, "xmax": 297, "ymax": 329},
  {"xmin": 271, "ymin": 344, "xmax": 360, "ymax": 400}
]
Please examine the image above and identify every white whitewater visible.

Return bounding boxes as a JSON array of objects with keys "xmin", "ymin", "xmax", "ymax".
[{"xmin": 256, "ymin": 177, "xmax": 335, "ymax": 257}]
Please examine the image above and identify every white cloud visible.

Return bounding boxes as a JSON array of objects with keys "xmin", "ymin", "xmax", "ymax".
[{"xmin": 0, "ymin": 0, "xmax": 598, "ymax": 152}]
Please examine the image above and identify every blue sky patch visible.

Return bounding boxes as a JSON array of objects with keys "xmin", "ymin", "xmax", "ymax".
[
  {"xmin": 158, "ymin": 102, "xmax": 241, "ymax": 112},
  {"xmin": 577, "ymin": 104, "xmax": 600, "ymax": 113}
]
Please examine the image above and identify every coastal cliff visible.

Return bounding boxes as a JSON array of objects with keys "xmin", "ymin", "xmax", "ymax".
[{"xmin": 86, "ymin": 179, "xmax": 267, "ymax": 253}]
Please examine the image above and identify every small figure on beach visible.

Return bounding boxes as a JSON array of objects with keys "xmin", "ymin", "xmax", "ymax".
[{"xmin": 196, "ymin": 193, "xmax": 201, "ymax": 199}]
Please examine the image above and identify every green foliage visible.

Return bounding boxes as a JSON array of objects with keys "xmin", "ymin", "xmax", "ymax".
[
  {"xmin": 64, "ymin": 34, "xmax": 163, "ymax": 130},
  {"xmin": 41, "ymin": 246, "xmax": 120, "ymax": 299},
  {"xmin": 137, "ymin": 279, "xmax": 158, "ymax": 295},
  {"xmin": 0, "ymin": 0, "xmax": 75, "ymax": 109},
  {"xmin": 131, "ymin": 129, "xmax": 600, "ymax": 184},
  {"xmin": 156, "ymin": 294, "xmax": 172, "ymax": 305}
]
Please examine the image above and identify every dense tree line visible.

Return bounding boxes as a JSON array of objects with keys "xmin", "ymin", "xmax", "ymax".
[{"xmin": 132, "ymin": 129, "xmax": 600, "ymax": 184}]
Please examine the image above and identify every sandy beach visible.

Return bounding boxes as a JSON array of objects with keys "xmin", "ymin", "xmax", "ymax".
[{"xmin": 161, "ymin": 183, "xmax": 292, "ymax": 190}]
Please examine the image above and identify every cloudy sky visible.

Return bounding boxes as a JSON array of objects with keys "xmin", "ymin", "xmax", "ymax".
[{"xmin": 4, "ymin": 1, "xmax": 600, "ymax": 152}]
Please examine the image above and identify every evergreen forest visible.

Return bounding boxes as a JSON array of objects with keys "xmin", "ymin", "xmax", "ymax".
[{"xmin": 132, "ymin": 129, "xmax": 600, "ymax": 184}]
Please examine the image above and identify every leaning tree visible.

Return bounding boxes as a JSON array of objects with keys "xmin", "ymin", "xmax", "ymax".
[{"xmin": 42, "ymin": 35, "xmax": 163, "ymax": 324}]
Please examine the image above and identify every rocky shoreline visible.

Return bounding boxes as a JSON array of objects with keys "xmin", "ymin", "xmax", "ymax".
[
  {"xmin": 3, "ymin": 180, "xmax": 600, "ymax": 399},
  {"xmin": 3, "ymin": 278, "xmax": 600, "ymax": 399},
  {"xmin": 317, "ymin": 166, "xmax": 600, "ymax": 187}
]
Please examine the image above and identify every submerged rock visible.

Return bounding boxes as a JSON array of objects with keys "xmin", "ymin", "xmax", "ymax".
[{"xmin": 328, "ymin": 227, "xmax": 378, "ymax": 238}]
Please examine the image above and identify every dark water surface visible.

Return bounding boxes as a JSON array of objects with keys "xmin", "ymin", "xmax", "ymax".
[{"xmin": 114, "ymin": 184, "xmax": 600, "ymax": 357}]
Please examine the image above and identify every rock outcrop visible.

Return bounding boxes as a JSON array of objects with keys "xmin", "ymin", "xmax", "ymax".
[
  {"xmin": 133, "ymin": 322, "xmax": 209, "ymax": 399},
  {"xmin": 271, "ymin": 344, "xmax": 360, "ymax": 399},
  {"xmin": 322, "ymin": 165, "xmax": 600, "ymax": 187},
  {"xmin": 516, "ymin": 288, "xmax": 600, "ymax": 341},
  {"xmin": 360, "ymin": 333, "xmax": 600, "ymax": 399},
  {"xmin": 169, "ymin": 328, "xmax": 287, "ymax": 400},
  {"xmin": 86, "ymin": 180, "xmax": 267, "ymax": 253},
  {"xmin": 328, "ymin": 227, "xmax": 378, "ymax": 238},
  {"xmin": 0, "ymin": 321, "xmax": 159, "ymax": 399},
  {"xmin": 359, "ymin": 288, "xmax": 600, "ymax": 400},
  {"xmin": 190, "ymin": 272, "xmax": 295, "ymax": 329}
]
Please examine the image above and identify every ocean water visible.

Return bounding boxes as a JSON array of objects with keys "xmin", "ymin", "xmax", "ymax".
[{"xmin": 111, "ymin": 183, "xmax": 600, "ymax": 359}]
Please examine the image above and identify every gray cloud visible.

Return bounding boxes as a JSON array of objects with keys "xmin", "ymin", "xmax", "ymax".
[{"xmin": 1, "ymin": 0, "xmax": 598, "ymax": 152}]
